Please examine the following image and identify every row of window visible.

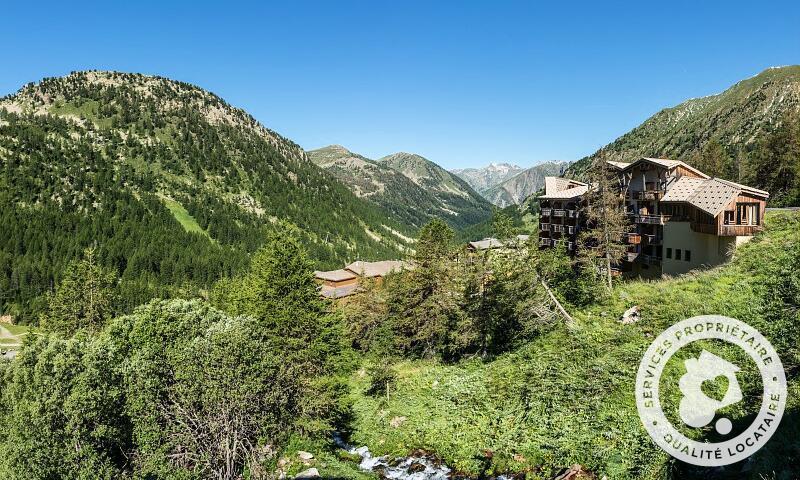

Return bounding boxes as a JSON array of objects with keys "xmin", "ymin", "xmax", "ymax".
[{"xmin": 666, "ymin": 247, "xmax": 691, "ymax": 262}]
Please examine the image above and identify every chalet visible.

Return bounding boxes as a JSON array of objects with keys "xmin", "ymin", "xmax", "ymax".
[
  {"xmin": 467, "ymin": 235, "xmax": 530, "ymax": 252},
  {"xmin": 538, "ymin": 157, "xmax": 769, "ymax": 276},
  {"xmin": 315, "ymin": 260, "xmax": 406, "ymax": 298}
]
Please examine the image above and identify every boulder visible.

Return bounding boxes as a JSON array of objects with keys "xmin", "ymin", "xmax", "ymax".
[
  {"xmin": 297, "ymin": 451, "xmax": 314, "ymax": 461},
  {"xmin": 294, "ymin": 467, "xmax": 320, "ymax": 479},
  {"xmin": 620, "ymin": 305, "xmax": 640, "ymax": 324}
]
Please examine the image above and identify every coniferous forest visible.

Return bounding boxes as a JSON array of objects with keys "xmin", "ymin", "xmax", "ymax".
[{"xmin": 0, "ymin": 66, "xmax": 799, "ymax": 480}]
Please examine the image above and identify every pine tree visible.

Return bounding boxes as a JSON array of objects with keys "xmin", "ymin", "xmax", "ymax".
[
  {"xmin": 578, "ymin": 151, "xmax": 630, "ymax": 291},
  {"xmin": 40, "ymin": 247, "xmax": 117, "ymax": 336}
]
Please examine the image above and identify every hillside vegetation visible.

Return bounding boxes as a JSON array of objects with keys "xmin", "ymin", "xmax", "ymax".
[
  {"xmin": 309, "ymin": 145, "xmax": 491, "ymax": 229},
  {"xmin": 0, "ymin": 71, "xmax": 416, "ymax": 321},
  {"xmin": 345, "ymin": 211, "xmax": 800, "ymax": 479},
  {"xmin": 568, "ymin": 66, "xmax": 800, "ymax": 206},
  {"xmin": 379, "ymin": 152, "xmax": 493, "ymax": 227}
]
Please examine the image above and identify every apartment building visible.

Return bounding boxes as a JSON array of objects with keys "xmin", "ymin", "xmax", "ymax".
[{"xmin": 538, "ymin": 157, "xmax": 769, "ymax": 276}]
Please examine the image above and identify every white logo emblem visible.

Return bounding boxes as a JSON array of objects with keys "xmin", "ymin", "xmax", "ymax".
[{"xmin": 636, "ymin": 315, "xmax": 787, "ymax": 467}]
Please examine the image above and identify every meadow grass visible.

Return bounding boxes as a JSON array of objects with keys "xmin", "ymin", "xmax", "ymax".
[{"xmin": 346, "ymin": 212, "xmax": 800, "ymax": 479}]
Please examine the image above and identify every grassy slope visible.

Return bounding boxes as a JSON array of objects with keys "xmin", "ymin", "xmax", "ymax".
[
  {"xmin": 160, "ymin": 197, "xmax": 209, "ymax": 237},
  {"xmin": 347, "ymin": 211, "xmax": 800, "ymax": 479}
]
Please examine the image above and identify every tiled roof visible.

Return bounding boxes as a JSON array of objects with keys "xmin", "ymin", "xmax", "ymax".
[
  {"xmin": 540, "ymin": 184, "xmax": 589, "ymax": 199},
  {"xmin": 661, "ymin": 177, "xmax": 707, "ymax": 202},
  {"xmin": 543, "ymin": 176, "xmax": 587, "ymax": 196},
  {"xmin": 345, "ymin": 260, "xmax": 405, "ymax": 278},
  {"xmin": 622, "ymin": 157, "xmax": 709, "ymax": 179},
  {"xmin": 320, "ymin": 284, "xmax": 359, "ymax": 299},
  {"xmin": 468, "ymin": 235, "xmax": 531, "ymax": 251},
  {"xmin": 314, "ymin": 269, "xmax": 357, "ymax": 282},
  {"xmin": 662, "ymin": 177, "xmax": 749, "ymax": 216},
  {"xmin": 688, "ymin": 179, "xmax": 740, "ymax": 216},
  {"xmin": 607, "ymin": 161, "xmax": 630, "ymax": 170},
  {"xmin": 468, "ymin": 238, "xmax": 505, "ymax": 250},
  {"xmin": 714, "ymin": 178, "xmax": 769, "ymax": 198}
]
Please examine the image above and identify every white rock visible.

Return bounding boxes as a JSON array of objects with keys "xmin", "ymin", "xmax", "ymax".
[
  {"xmin": 294, "ymin": 467, "xmax": 320, "ymax": 478},
  {"xmin": 297, "ymin": 451, "xmax": 314, "ymax": 461}
]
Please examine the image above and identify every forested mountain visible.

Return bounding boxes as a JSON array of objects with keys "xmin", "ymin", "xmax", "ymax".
[
  {"xmin": 308, "ymin": 144, "xmax": 477, "ymax": 229},
  {"xmin": 378, "ymin": 152, "xmax": 493, "ymax": 227},
  {"xmin": 567, "ymin": 66, "xmax": 800, "ymax": 205},
  {"xmin": 451, "ymin": 162, "xmax": 523, "ymax": 195},
  {"xmin": 0, "ymin": 71, "xmax": 414, "ymax": 321},
  {"xmin": 482, "ymin": 160, "xmax": 569, "ymax": 207}
]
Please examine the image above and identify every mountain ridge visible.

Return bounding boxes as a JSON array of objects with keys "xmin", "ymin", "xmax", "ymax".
[
  {"xmin": 0, "ymin": 70, "xmax": 415, "ymax": 319},
  {"xmin": 567, "ymin": 65, "xmax": 800, "ymax": 177}
]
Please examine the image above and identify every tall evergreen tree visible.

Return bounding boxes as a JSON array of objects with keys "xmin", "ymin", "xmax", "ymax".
[
  {"xmin": 578, "ymin": 151, "xmax": 629, "ymax": 291},
  {"xmin": 40, "ymin": 247, "xmax": 117, "ymax": 336}
]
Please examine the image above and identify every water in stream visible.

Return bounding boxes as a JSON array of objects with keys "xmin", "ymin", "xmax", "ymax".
[{"xmin": 333, "ymin": 434, "xmax": 515, "ymax": 480}]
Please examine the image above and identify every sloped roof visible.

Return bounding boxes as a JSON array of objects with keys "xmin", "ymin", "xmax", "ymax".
[
  {"xmin": 345, "ymin": 260, "xmax": 405, "ymax": 278},
  {"xmin": 468, "ymin": 238, "xmax": 505, "ymax": 250},
  {"xmin": 661, "ymin": 177, "xmax": 757, "ymax": 216},
  {"xmin": 607, "ymin": 161, "xmax": 630, "ymax": 170},
  {"xmin": 661, "ymin": 177, "xmax": 707, "ymax": 202},
  {"xmin": 714, "ymin": 178, "xmax": 769, "ymax": 198},
  {"xmin": 314, "ymin": 269, "xmax": 357, "ymax": 282},
  {"xmin": 320, "ymin": 284, "xmax": 359, "ymax": 299},
  {"xmin": 540, "ymin": 184, "xmax": 589, "ymax": 199},
  {"xmin": 622, "ymin": 157, "xmax": 710, "ymax": 179}
]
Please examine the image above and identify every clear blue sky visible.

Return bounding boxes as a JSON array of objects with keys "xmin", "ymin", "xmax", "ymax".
[{"xmin": 2, "ymin": 1, "xmax": 798, "ymax": 169}]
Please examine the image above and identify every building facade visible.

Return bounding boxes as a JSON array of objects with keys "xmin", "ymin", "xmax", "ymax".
[{"xmin": 538, "ymin": 157, "xmax": 769, "ymax": 276}]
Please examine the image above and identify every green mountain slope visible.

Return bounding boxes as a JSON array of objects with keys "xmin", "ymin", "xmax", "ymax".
[
  {"xmin": 568, "ymin": 66, "xmax": 800, "ymax": 178},
  {"xmin": 378, "ymin": 152, "xmax": 493, "ymax": 228},
  {"xmin": 0, "ymin": 71, "xmax": 413, "ymax": 320},
  {"xmin": 308, "ymin": 145, "xmax": 467, "ymax": 229}
]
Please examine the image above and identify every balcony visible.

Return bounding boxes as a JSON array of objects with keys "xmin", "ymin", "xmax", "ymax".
[
  {"xmin": 635, "ymin": 214, "xmax": 671, "ymax": 225},
  {"xmin": 539, "ymin": 238, "xmax": 551, "ymax": 247},
  {"xmin": 691, "ymin": 222, "xmax": 765, "ymax": 236},
  {"xmin": 540, "ymin": 223, "xmax": 550, "ymax": 232},
  {"xmin": 626, "ymin": 251, "xmax": 639, "ymax": 262},
  {"xmin": 633, "ymin": 190, "xmax": 664, "ymax": 201},
  {"xmin": 552, "ymin": 209, "xmax": 566, "ymax": 217},
  {"xmin": 541, "ymin": 208, "xmax": 552, "ymax": 217},
  {"xmin": 626, "ymin": 233, "xmax": 642, "ymax": 244},
  {"xmin": 567, "ymin": 209, "xmax": 577, "ymax": 218},
  {"xmin": 551, "ymin": 224, "xmax": 565, "ymax": 233},
  {"xmin": 567, "ymin": 225, "xmax": 575, "ymax": 235}
]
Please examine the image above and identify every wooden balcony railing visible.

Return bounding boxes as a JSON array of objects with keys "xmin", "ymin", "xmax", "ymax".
[
  {"xmin": 539, "ymin": 238, "xmax": 551, "ymax": 247},
  {"xmin": 635, "ymin": 214, "xmax": 671, "ymax": 225},
  {"xmin": 552, "ymin": 209, "xmax": 566, "ymax": 217},
  {"xmin": 626, "ymin": 233, "xmax": 642, "ymax": 244},
  {"xmin": 633, "ymin": 190, "xmax": 664, "ymax": 201},
  {"xmin": 540, "ymin": 223, "xmax": 550, "ymax": 232},
  {"xmin": 541, "ymin": 208, "xmax": 552, "ymax": 217},
  {"xmin": 551, "ymin": 224, "xmax": 565, "ymax": 233}
]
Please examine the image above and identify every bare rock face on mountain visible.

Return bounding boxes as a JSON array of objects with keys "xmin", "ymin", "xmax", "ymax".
[
  {"xmin": 482, "ymin": 161, "xmax": 570, "ymax": 207},
  {"xmin": 309, "ymin": 146, "xmax": 492, "ymax": 229},
  {"xmin": 451, "ymin": 162, "xmax": 524, "ymax": 194}
]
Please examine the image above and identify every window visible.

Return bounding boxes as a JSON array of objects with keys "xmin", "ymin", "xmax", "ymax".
[
  {"xmin": 736, "ymin": 203, "xmax": 760, "ymax": 226},
  {"xmin": 675, "ymin": 249, "xmax": 682, "ymax": 260},
  {"xmin": 685, "ymin": 250, "xmax": 691, "ymax": 262},
  {"xmin": 724, "ymin": 211, "xmax": 734, "ymax": 225},
  {"xmin": 666, "ymin": 248, "xmax": 672, "ymax": 259}
]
